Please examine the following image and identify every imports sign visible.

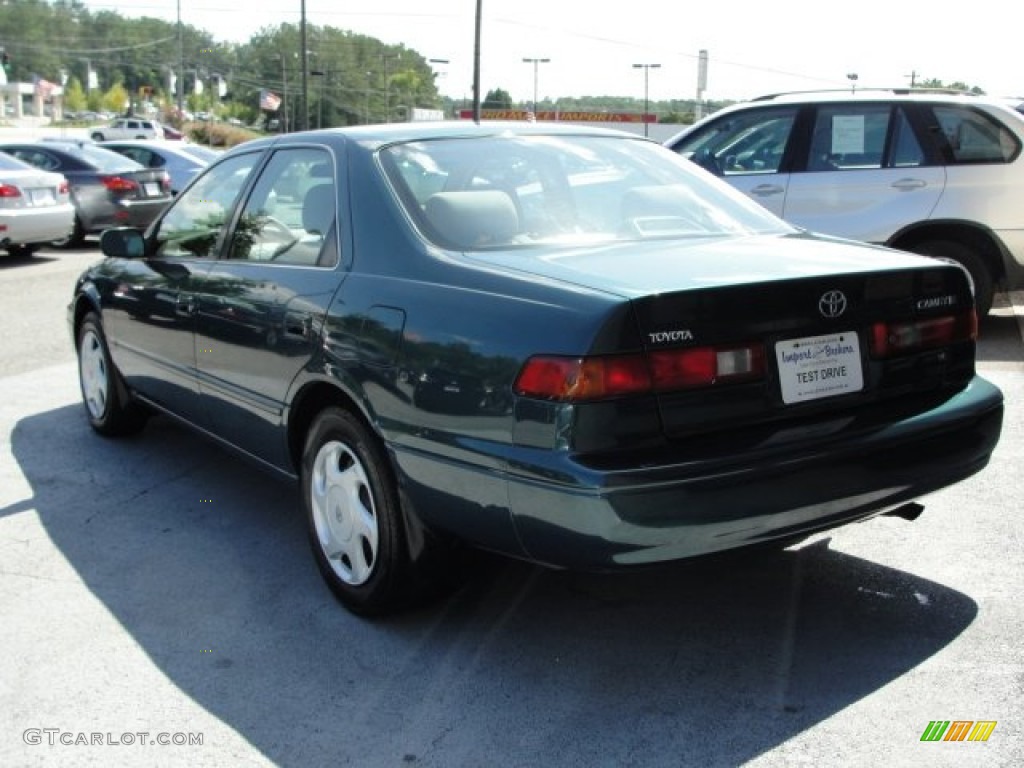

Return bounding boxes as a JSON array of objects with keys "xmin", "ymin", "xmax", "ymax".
[{"xmin": 458, "ymin": 110, "xmax": 655, "ymax": 123}]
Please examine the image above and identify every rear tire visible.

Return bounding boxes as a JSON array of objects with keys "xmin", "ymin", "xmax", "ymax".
[
  {"xmin": 52, "ymin": 215, "xmax": 86, "ymax": 249},
  {"xmin": 76, "ymin": 313, "xmax": 148, "ymax": 436},
  {"xmin": 90, "ymin": 132, "xmax": 105, "ymax": 141},
  {"xmin": 6, "ymin": 244, "xmax": 39, "ymax": 258},
  {"xmin": 302, "ymin": 407, "xmax": 419, "ymax": 615},
  {"xmin": 908, "ymin": 240, "xmax": 994, "ymax": 316}
]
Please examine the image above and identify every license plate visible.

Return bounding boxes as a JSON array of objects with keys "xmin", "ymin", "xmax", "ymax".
[
  {"xmin": 776, "ymin": 332, "xmax": 863, "ymax": 404},
  {"xmin": 28, "ymin": 188, "xmax": 55, "ymax": 205},
  {"xmin": 144, "ymin": 182, "xmax": 161, "ymax": 196}
]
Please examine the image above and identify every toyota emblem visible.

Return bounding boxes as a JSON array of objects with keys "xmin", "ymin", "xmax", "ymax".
[{"xmin": 819, "ymin": 290, "xmax": 847, "ymax": 318}]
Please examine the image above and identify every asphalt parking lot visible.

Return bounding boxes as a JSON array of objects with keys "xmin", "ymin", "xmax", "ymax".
[{"xmin": 1, "ymin": 245, "xmax": 1021, "ymax": 767}]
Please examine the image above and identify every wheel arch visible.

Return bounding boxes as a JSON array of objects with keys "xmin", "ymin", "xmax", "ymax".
[
  {"xmin": 887, "ymin": 220, "xmax": 1007, "ymax": 283},
  {"xmin": 70, "ymin": 285, "xmax": 103, "ymax": 342},
  {"xmin": 285, "ymin": 378, "xmax": 377, "ymax": 475}
]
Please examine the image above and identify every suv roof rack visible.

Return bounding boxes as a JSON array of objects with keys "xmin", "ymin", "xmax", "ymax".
[{"xmin": 751, "ymin": 87, "xmax": 978, "ymax": 102}]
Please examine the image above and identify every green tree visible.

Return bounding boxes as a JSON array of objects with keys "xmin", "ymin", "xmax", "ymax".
[
  {"xmin": 483, "ymin": 88, "xmax": 513, "ymax": 110},
  {"xmin": 102, "ymin": 82, "xmax": 129, "ymax": 114},
  {"xmin": 63, "ymin": 76, "xmax": 88, "ymax": 112}
]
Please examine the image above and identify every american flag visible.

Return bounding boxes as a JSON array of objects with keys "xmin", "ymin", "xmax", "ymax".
[
  {"xmin": 33, "ymin": 77, "xmax": 56, "ymax": 99},
  {"xmin": 259, "ymin": 89, "xmax": 282, "ymax": 112}
]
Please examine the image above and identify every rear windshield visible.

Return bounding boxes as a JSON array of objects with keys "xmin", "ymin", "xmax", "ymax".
[
  {"xmin": 381, "ymin": 135, "xmax": 790, "ymax": 251},
  {"xmin": 63, "ymin": 143, "xmax": 144, "ymax": 172},
  {"xmin": 0, "ymin": 153, "xmax": 34, "ymax": 171}
]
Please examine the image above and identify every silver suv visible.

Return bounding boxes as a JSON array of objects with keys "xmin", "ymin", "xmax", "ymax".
[
  {"xmin": 666, "ymin": 89, "xmax": 1024, "ymax": 314},
  {"xmin": 90, "ymin": 117, "xmax": 164, "ymax": 142}
]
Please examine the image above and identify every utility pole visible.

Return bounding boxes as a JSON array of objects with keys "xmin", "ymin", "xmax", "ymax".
[
  {"xmin": 176, "ymin": 0, "xmax": 184, "ymax": 113},
  {"xmin": 300, "ymin": 0, "xmax": 308, "ymax": 131},
  {"xmin": 906, "ymin": 70, "xmax": 918, "ymax": 87}
]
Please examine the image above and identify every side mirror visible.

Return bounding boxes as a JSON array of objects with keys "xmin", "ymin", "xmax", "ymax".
[{"xmin": 99, "ymin": 228, "xmax": 146, "ymax": 259}]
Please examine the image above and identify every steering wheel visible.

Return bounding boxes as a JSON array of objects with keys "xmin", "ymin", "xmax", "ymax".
[{"xmin": 261, "ymin": 216, "xmax": 294, "ymax": 242}]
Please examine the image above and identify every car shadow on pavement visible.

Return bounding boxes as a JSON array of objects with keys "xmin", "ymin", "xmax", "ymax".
[{"xmin": 7, "ymin": 405, "xmax": 978, "ymax": 767}]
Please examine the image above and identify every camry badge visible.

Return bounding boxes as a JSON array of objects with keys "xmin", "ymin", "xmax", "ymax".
[{"xmin": 819, "ymin": 290, "xmax": 847, "ymax": 319}]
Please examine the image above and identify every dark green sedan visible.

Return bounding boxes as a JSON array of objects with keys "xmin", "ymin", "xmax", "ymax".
[{"xmin": 67, "ymin": 122, "xmax": 1003, "ymax": 616}]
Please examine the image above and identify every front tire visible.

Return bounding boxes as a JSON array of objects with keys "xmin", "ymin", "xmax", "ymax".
[
  {"xmin": 76, "ymin": 313, "xmax": 147, "ymax": 436},
  {"xmin": 302, "ymin": 407, "xmax": 416, "ymax": 615}
]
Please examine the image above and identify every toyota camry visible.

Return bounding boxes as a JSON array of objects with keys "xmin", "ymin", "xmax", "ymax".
[{"xmin": 68, "ymin": 122, "xmax": 1003, "ymax": 615}]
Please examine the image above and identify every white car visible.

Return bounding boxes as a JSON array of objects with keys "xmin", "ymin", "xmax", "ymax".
[
  {"xmin": 0, "ymin": 152, "xmax": 75, "ymax": 257},
  {"xmin": 666, "ymin": 89, "xmax": 1024, "ymax": 314},
  {"xmin": 90, "ymin": 117, "xmax": 164, "ymax": 141}
]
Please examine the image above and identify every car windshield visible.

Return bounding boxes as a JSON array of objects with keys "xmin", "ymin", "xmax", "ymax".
[{"xmin": 381, "ymin": 135, "xmax": 790, "ymax": 250}]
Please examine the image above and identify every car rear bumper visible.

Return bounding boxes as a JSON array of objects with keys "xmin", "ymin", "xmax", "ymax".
[
  {"xmin": 505, "ymin": 376, "xmax": 1004, "ymax": 569},
  {"xmin": 0, "ymin": 204, "xmax": 75, "ymax": 244}
]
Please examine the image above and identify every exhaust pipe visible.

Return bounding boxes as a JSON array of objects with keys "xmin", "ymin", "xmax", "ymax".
[{"xmin": 883, "ymin": 502, "xmax": 925, "ymax": 521}]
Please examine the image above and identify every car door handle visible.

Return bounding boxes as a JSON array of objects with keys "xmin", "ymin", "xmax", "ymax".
[
  {"xmin": 175, "ymin": 294, "xmax": 197, "ymax": 317},
  {"xmin": 750, "ymin": 184, "xmax": 785, "ymax": 197},
  {"xmin": 892, "ymin": 178, "xmax": 928, "ymax": 191}
]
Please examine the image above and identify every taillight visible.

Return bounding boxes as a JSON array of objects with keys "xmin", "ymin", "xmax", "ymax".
[
  {"xmin": 514, "ymin": 355, "xmax": 651, "ymax": 401},
  {"xmin": 0, "ymin": 183, "xmax": 21, "ymax": 198},
  {"xmin": 100, "ymin": 175, "xmax": 139, "ymax": 193},
  {"xmin": 514, "ymin": 343, "xmax": 765, "ymax": 402},
  {"xmin": 869, "ymin": 311, "xmax": 977, "ymax": 358},
  {"xmin": 58, "ymin": 180, "xmax": 69, "ymax": 195}
]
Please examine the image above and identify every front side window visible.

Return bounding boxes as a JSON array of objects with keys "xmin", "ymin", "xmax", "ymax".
[
  {"xmin": 151, "ymin": 152, "xmax": 261, "ymax": 259},
  {"xmin": 227, "ymin": 147, "xmax": 338, "ymax": 267},
  {"xmin": 931, "ymin": 105, "xmax": 1021, "ymax": 163},
  {"xmin": 671, "ymin": 106, "xmax": 798, "ymax": 176},
  {"xmin": 807, "ymin": 105, "xmax": 891, "ymax": 171}
]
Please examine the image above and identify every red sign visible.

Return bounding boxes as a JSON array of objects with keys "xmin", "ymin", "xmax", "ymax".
[{"xmin": 458, "ymin": 109, "xmax": 656, "ymax": 123}]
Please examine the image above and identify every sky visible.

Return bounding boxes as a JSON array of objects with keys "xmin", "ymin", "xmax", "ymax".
[{"xmin": 78, "ymin": 1, "xmax": 1022, "ymax": 104}]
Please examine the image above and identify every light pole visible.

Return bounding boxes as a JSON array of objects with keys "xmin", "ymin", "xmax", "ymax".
[
  {"xmin": 522, "ymin": 57, "xmax": 550, "ymax": 116},
  {"xmin": 311, "ymin": 69, "xmax": 326, "ymax": 128},
  {"xmin": 632, "ymin": 63, "xmax": 660, "ymax": 137}
]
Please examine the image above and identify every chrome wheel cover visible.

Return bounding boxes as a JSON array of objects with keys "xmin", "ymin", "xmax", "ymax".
[
  {"xmin": 79, "ymin": 329, "xmax": 109, "ymax": 420},
  {"xmin": 310, "ymin": 440, "xmax": 379, "ymax": 585}
]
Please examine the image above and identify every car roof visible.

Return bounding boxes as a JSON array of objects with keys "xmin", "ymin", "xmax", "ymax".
[
  {"xmin": 744, "ymin": 87, "xmax": 988, "ymax": 105},
  {"xmin": 223, "ymin": 120, "xmax": 650, "ymax": 157}
]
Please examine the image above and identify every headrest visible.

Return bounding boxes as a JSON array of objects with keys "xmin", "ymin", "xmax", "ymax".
[{"xmin": 423, "ymin": 190, "xmax": 519, "ymax": 249}]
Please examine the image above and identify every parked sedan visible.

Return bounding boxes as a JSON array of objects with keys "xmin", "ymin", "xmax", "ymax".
[
  {"xmin": 0, "ymin": 151, "xmax": 75, "ymax": 257},
  {"xmin": 68, "ymin": 122, "xmax": 1003, "ymax": 616},
  {"xmin": 98, "ymin": 139, "xmax": 214, "ymax": 195},
  {"xmin": 0, "ymin": 140, "xmax": 172, "ymax": 247}
]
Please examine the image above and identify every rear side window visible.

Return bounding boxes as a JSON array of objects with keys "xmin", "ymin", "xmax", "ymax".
[
  {"xmin": 932, "ymin": 106, "xmax": 1021, "ymax": 163},
  {"xmin": 227, "ymin": 147, "xmax": 339, "ymax": 267}
]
